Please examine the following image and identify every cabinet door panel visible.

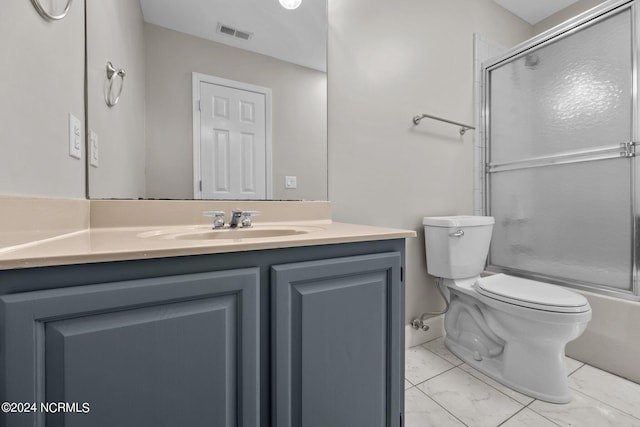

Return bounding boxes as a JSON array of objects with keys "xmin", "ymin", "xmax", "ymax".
[
  {"xmin": 45, "ymin": 297, "xmax": 236, "ymax": 427},
  {"xmin": 272, "ymin": 253, "xmax": 403, "ymax": 427},
  {"xmin": 0, "ymin": 269, "xmax": 259, "ymax": 427}
]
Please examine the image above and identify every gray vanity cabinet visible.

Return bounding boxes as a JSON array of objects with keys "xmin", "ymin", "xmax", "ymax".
[
  {"xmin": 272, "ymin": 253, "xmax": 403, "ymax": 427},
  {"xmin": 0, "ymin": 269, "xmax": 260, "ymax": 427},
  {"xmin": 0, "ymin": 239, "xmax": 406, "ymax": 427}
]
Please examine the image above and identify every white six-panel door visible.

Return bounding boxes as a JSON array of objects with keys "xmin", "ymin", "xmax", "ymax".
[{"xmin": 194, "ymin": 75, "xmax": 271, "ymax": 199}]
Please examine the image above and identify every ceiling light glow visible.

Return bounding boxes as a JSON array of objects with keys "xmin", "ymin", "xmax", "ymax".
[{"xmin": 279, "ymin": 0, "xmax": 302, "ymax": 10}]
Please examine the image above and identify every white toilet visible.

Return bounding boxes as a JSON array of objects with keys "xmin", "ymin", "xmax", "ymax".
[{"xmin": 423, "ymin": 215, "xmax": 592, "ymax": 404}]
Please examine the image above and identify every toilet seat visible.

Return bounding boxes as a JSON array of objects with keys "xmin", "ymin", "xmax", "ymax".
[{"xmin": 475, "ymin": 274, "xmax": 590, "ymax": 313}]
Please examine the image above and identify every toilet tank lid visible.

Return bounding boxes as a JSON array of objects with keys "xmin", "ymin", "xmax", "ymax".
[{"xmin": 423, "ymin": 215, "xmax": 495, "ymax": 227}]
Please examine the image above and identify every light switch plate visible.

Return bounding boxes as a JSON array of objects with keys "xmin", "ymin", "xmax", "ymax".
[
  {"xmin": 68, "ymin": 113, "xmax": 82, "ymax": 159},
  {"xmin": 89, "ymin": 130, "xmax": 99, "ymax": 167}
]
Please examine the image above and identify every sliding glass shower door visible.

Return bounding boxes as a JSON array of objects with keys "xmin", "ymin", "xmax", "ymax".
[{"xmin": 484, "ymin": 2, "xmax": 638, "ymax": 297}]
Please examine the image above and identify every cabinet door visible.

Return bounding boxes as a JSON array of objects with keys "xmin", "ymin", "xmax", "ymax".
[
  {"xmin": 0, "ymin": 269, "xmax": 260, "ymax": 427},
  {"xmin": 272, "ymin": 252, "xmax": 403, "ymax": 427}
]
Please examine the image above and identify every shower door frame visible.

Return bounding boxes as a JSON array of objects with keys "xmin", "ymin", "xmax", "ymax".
[{"xmin": 481, "ymin": 0, "xmax": 640, "ymax": 300}]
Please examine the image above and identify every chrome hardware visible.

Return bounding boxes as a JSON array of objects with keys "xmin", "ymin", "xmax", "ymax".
[
  {"xmin": 620, "ymin": 141, "xmax": 636, "ymax": 158},
  {"xmin": 105, "ymin": 62, "xmax": 126, "ymax": 107},
  {"xmin": 203, "ymin": 211, "xmax": 225, "ymax": 229},
  {"xmin": 488, "ymin": 142, "xmax": 637, "ymax": 174},
  {"xmin": 413, "ymin": 278, "xmax": 449, "ymax": 332},
  {"xmin": 241, "ymin": 211, "xmax": 258, "ymax": 228},
  {"xmin": 411, "ymin": 318, "xmax": 430, "ymax": 331},
  {"xmin": 451, "ymin": 229, "xmax": 464, "ymax": 237},
  {"xmin": 31, "ymin": 0, "xmax": 72, "ymax": 21},
  {"xmin": 229, "ymin": 210, "xmax": 259, "ymax": 228},
  {"xmin": 412, "ymin": 113, "xmax": 475, "ymax": 135},
  {"xmin": 229, "ymin": 209, "xmax": 243, "ymax": 228}
]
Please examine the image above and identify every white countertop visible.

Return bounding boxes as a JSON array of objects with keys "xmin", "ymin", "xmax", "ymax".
[{"xmin": 0, "ymin": 197, "xmax": 415, "ymax": 269}]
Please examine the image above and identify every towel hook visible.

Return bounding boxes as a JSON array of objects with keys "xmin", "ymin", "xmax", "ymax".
[
  {"xmin": 105, "ymin": 62, "xmax": 126, "ymax": 107},
  {"xmin": 30, "ymin": 0, "xmax": 73, "ymax": 21}
]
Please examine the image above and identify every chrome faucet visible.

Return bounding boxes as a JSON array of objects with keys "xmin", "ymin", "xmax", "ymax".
[
  {"xmin": 229, "ymin": 209, "xmax": 243, "ymax": 228},
  {"xmin": 229, "ymin": 209, "xmax": 257, "ymax": 228}
]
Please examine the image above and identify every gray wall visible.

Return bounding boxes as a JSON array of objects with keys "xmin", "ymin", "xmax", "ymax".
[
  {"xmin": 87, "ymin": 0, "xmax": 147, "ymax": 199},
  {"xmin": 0, "ymin": 0, "xmax": 85, "ymax": 199},
  {"xmin": 327, "ymin": 0, "xmax": 533, "ymax": 324},
  {"xmin": 144, "ymin": 24, "xmax": 328, "ymax": 200}
]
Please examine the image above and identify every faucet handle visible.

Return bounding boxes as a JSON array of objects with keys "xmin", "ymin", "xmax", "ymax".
[
  {"xmin": 203, "ymin": 211, "xmax": 225, "ymax": 229},
  {"xmin": 240, "ymin": 210, "xmax": 259, "ymax": 228}
]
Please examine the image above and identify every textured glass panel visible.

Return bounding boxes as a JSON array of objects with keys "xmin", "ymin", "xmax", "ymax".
[
  {"xmin": 489, "ymin": 159, "xmax": 633, "ymax": 291},
  {"xmin": 489, "ymin": 9, "xmax": 632, "ymax": 164}
]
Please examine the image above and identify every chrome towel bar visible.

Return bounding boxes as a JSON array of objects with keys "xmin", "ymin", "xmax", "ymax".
[
  {"xmin": 487, "ymin": 142, "xmax": 636, "ymax": 173},
  {"xmin": 31, "ymin": 0, "xmax": 72, "ymax": 20},
  {"xmin": 412, "ymin": 113, "xmax": 475, "ymax": 135}
]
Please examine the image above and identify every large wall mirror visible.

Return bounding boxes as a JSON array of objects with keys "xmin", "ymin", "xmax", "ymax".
[
  {"xmin": 87, "ymin": 0, "xmax": 327, "ymax": 201},
  {"xmin": 0, "ymin": 0, "xmax": 86, "ymax": 199}
]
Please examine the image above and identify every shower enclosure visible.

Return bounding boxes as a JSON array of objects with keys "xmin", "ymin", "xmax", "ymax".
[{"xmin": 483, "ymin": 0, "xmax": 639, "ymax": 300}]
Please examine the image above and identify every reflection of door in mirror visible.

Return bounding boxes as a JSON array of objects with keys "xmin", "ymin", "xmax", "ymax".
[
  {"xmin": 85, "ymin": 0, "xmax": 327, "ymax": 201},
  {"xmin": 195, "ymin": 75, "xmax": 271, "ymax": 200}
]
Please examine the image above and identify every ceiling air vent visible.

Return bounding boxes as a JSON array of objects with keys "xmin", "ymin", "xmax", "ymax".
[
  {"xmin": 234, "ymin": 30, "xmax": 252, "ymax": 41},
  {"xmin": 217, "ymin": 23, "xmax": 253, "ymax": 41}
]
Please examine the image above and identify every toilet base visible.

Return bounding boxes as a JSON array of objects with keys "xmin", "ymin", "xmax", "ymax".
[{"xmin": 444, "ymin": 337, "xmax": 572, "ymax": 404}]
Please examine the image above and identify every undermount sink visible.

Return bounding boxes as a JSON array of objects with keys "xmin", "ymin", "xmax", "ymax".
[{"xmin": 138, "ymin": 225, "xmax": 322, "ymax": 242}]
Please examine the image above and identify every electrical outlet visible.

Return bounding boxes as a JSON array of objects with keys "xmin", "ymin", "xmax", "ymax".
[
  {"xmin": 68, "ymin": 113, "xmax": 82, "ymax": 159},
  {"xmin": 89, "ymin": 130, "xmax": 99, "ymax": 167},
  {"xmin": 285, "ymin": 176, "xmax": 297, "ymax": 189}
]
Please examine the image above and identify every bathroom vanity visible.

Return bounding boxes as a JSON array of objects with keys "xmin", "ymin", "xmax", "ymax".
[{"xmin": 0, "ymin": 199, "xmax": 413, "ymax": 427}]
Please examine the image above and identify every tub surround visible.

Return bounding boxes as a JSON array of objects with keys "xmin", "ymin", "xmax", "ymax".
[
  {"xmin": 567, "ymin": 290, "xmax": 640, "ymax": 385},
  {"xmin": 0, "ymin": 197, "xmax": 415, "ymax": 270}
]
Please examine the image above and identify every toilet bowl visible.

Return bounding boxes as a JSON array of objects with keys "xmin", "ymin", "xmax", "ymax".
[{"xmin": 423, "ymin": 216, "xmax": 592, "ymax": 403}]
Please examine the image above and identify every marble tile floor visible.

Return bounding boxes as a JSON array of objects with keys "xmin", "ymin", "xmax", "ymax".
[{"xmin": 405, "ymin": 337, "xmax": 640, "ymax": 427}]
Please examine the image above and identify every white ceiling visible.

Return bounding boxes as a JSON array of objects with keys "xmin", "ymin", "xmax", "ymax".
[
  {"xmin": 139, "ymin": 0, "xmax": 327, "ymax": 72},
  {"xmin": 493, "ymin": 0, "xmax": 579, "ymax": 25}
]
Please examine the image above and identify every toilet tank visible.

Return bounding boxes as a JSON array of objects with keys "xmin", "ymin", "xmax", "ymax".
[{"xmin": 423, "ymin": 216, "xmax": 495, "ymax": 279}]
